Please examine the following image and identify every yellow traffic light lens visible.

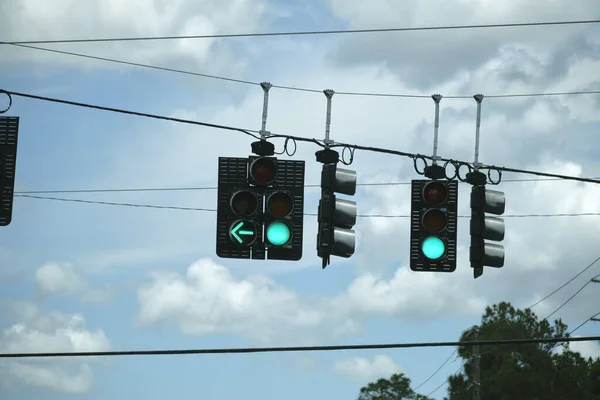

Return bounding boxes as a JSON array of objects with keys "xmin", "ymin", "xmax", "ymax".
[
  {"xmin": 230, "ymin": 190, "xmax": 258, "ymax": 216},
  {"xmin": 267, "ymin": 191, "xmax": 293, "ymax": 218},
  {"xmin": 422, "ymin": 209, "xmax": 447, "ymax": 233},
  {"xmin": 423, "ymin": 181, "xmax": 447, "ymax": 205},
  {"xmin": 250, "ymin": 157, "xmax": 277, "ymax": 185}
]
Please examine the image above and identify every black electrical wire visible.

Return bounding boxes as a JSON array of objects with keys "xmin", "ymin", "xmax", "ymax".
[
  {"xmin": 14, "ymin": 194, "xmax": 600, "ymax": 219},
  {"xmin": 4, "ymin": 43, "xmax": 600, "ymax": 99},
  {"xmin": 1, "ymin": 336, "xmax": 598, "ymax": 359},
  {"xmin": 413, "ymin": 256, "xmax": 600, "ymax": 391},
  {"xmin": 14, "ymin": 175, "xmax": 600, "ymax": 195},
  {"xmin": 528, "ymin": 257, "xmax": 600, "ymax": 309},
  {"xmin": 3, "ymin": 42, "xmax": 259, "ymax": 86},
  {"xmin": 2, "ymin": 89, "xmax": 600, "ymax": 185},
  {"xmin": 544, "ymin": 274, "xmax": 600, "ymax": 320},
  {"xmin": 6, "ymin": 19, "xmax": 600, "ymax": 45},
  {"xmin": 569, "ymin": 311, "xmax": 600, "ymax": 334}
]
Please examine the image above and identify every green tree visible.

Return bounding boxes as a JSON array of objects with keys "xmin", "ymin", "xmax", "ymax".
[
  {"xmin": 445, "ymin": 302, "xmax": 600, "ymax": 400},
  {"xmin": 358, "ymin": 373, "xmax": 434, "ymax": 400}
]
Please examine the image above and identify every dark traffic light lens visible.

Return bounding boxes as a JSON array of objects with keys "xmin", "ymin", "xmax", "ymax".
[
  {"xmin": 422, "ymin": 209, "xmax": 447, "ymax": 233},
  {"xmin": 250, "ymin": 157, "xmax": 277, "ymax": 185},
  {"xmin": 423, "ymin": 181, "xmax": 447, "ymax": 205},
  {"xmin": 230, "ymin": 191, "xmax": 258, "ymax": 216},
  {"xmin": 267, "ymin": 191, "xmax": 293, "ymax": 218}
]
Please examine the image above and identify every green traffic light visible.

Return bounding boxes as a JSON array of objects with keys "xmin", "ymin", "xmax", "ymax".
[
  {"xmin": 422, "ymin": 236, "xmax": 445, "ymax": 260},
  {"xmin": 266, "ymin": 221, "xmax": 291, "ymax": 246}
]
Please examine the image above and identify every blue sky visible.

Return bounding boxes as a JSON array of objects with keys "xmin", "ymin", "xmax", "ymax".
[{"xmin": 1, "ymin": 1, "xmax": 600, "ymax": 399}]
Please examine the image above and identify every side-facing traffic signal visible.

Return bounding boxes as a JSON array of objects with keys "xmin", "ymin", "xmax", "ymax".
[
  {"xmin": 469, "ymin": 183, "xmax": 506, "ymax": 279},
  {"xmin": 409, "ymin": 179, "xmax": 458, "ymax": 272},
  {"xmin": 216, "ymin": 155, "xmax": 305, "ymax": 261},
  {"xmin": 317, "ymin": 162, "xmax": 358, "ymax": 268},
  {"xmin": 0, "ymin": 116, "xmax": 19, "ymax": 227}
]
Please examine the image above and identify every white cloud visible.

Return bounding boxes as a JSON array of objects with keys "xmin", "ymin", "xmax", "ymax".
[
  {"xmin": 569, "ymin": 338, "xmax": 600, "ymax": 360},
  {"xmin": 35, "ymin": 262, "xmax": 111, "ymax": 303},
  {"xmin": 327, "ymin": 0, "xmax": 599, "ymax": 88},
  {"xmin": 137, "ymin": 258, "xmax": 487, "ymax": 343},
  {"xmin": 0, "ymin": 0, "xmax": 280, "ymax": 80},
  {"xmin": 333, "ymin": 355, "xmax": 403, "ymax": 381},
  {"xmin": 0, "ymin": 303, "xmax": 110, "ymax": 394},
  {"xmin": 332, "ymin": 267, "xmax": 486, "ymax": 319},
  {"xmin": 137, "ymin": 258, "xmax": 343, "ymax": 343}
]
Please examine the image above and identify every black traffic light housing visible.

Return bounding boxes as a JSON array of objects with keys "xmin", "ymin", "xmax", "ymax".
[
  {"xmin": 315, "ymin": 149, "xmax": 358, "ymax": 269},
  {"xmin": 467, "ymin": 171, "xmax": 506, "ymax": 279},
  {"xmin": 409, "ymin": 179, "xmax": 458, "ymax": 272},
  {"xmin": 216, "ymin": 154, "xmax": 305, "ymax": 261},
  {"xmin": 0, "ymin": 116, "xmax": 19, "ymax": 226}
]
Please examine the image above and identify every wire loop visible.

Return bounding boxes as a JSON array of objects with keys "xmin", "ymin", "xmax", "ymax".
[
  {"xmin": 0, "ymin": 90, "xmax": 13, "ymax": 114},
  {"xmin": 341, "ymin": 146, "xmax": 355, "ymax": 165},
  {"xmin": 273, "ymin": 137, "xmax": 298, "ymax": 156},
  {"xmin": 456, "ymin": 162, "xmax": 473, "ymax": 182},
  {"xmin": 413, "ymin": 156, "xmax": 428, "ymax": 176},
  {"xmin": 443, "ymin": 160, "xmax": 459, "ymax": 181},
  {"xmin": 487, "ymin": 167, "xmax": 503, "ymax": 185},
  {"xmin": 274, "ymin": 137, "xmax": 298, "ymax": 156}
]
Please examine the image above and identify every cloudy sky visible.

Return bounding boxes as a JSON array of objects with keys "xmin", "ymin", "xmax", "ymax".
[{"xmin": 1, "ymin": 1, "xmax": 600, "ymax": 399}]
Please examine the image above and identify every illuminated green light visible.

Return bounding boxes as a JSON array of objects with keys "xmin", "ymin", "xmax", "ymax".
[
  {"xmin": 422, "ymin": 236, "xmax": 445, "ymax": 260},
  {"xmin": 266, "ymin": 221, "xmax": 291, "ymax": 246}
]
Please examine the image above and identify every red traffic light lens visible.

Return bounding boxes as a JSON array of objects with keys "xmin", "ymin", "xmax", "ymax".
[
  {"xmin": 267, "ymin": 191, "xmax": 293, "ymax": 218},
  {"xmin": 250, "ymin": 158, "xmax": 277, "ymax": 185},
  {"xmin": 422, "ymin": 209, "xmax": 447, "ymax": 233},
  {"xmin": 423, "ymin": 181, "xmax": 447, "ymax": 205},
  {"xmin": 230, "ymin": 190, "xmax": 258, "ymax": 216}
]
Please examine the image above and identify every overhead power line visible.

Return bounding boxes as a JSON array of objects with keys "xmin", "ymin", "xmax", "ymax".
[
  {"xmin": 544, "ymin": 273, "xmax": 600, "ymax": 320},
  {"xmin": 3, "ymin": 89, "xmax": 600, "ymax": 186},
  {"xmin": 5, "ymin": 43, "xmax": 600, "ymax": 99},
  {"xmin": 14, "ymin": 175, "xmax": 600, "ymax": 195},
  {"xmin": 528, "ymin": 257, "xmax": 600, "ymax": 309},
  {"xmin": 15, "ymin": 194, "xmax": 600, "ymax": 219},
  {"xmin": 2, "ymin": 335, "xmax": 598, "ymax": 359},
  {"xmin": 414, "ymin": 255, "xmax": 600, "ymax": 391},
  {"xmin": 6, "ymin": 19, "xmax": 600, "ymax": 45},
  {"xmin": 569, "ymin": 311, "xmax": 600, "ymax": 334}
]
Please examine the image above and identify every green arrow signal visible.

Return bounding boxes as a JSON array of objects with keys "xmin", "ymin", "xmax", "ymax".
[{"xmin": 231, "ymin": 221, "xmax": 254, "ymax": 244}]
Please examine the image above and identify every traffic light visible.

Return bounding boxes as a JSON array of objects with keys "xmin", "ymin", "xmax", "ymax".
[
  {"xmin": 317, "ymin": 163, "xmax": 357, "ymax": 268},
  {"xmin": 470, "ymin": 185, "xmax": 506, "ymax": 278},
  {"xmin": 216, "ymin": 156, "xmax": 305, "ymax": 260},
  {"xmin": 0, "ymin": 116, "xmax": 19, "ymax": 227},
  {"xmin": 409, "ymin": 179, "xmax": 458, "ymax": 272}
]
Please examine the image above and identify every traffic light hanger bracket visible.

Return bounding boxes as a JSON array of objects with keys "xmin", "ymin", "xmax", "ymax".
[
  {"xmin": 251, "ymin": 139, "xmax": 275, "ymax": 156},
  {"xmin": 316, "ymin": 148, "xmax": 339, "ymax": 165},
  {"xmin": 424, "ymin": 164, "xmax": 445, "ymax": 180}
]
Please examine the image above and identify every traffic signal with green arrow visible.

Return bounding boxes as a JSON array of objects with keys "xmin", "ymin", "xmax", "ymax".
[
  {"xmin": 216, "ymin": 156, "xmax": 305, "ymax": 260},
  {"xmin": 409, "ymin": 179, "xmax": 458, "ymax": 272}
]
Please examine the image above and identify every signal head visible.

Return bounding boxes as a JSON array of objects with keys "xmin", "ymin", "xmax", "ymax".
[{"xmin": 249, "ymin": 157, "xmax": 277, "ymax": 186}]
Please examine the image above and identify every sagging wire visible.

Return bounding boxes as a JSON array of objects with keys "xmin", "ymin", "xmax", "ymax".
[{"xmin": 2, "ymin": 89, "xmax": 600, "ymax": 185}]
